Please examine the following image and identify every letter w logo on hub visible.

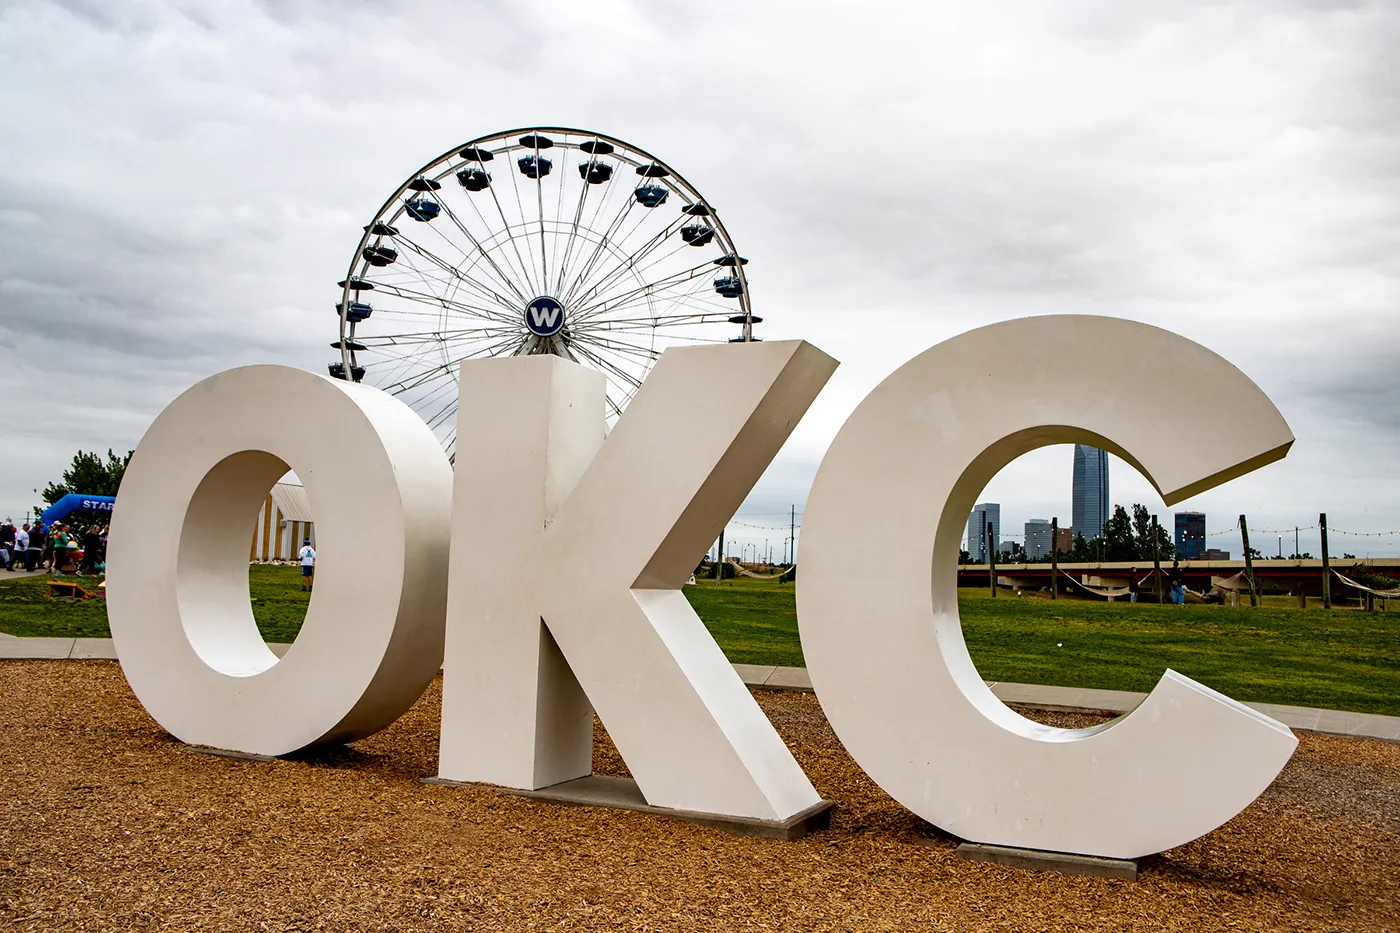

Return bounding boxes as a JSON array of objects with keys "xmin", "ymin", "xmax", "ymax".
[{"xmin": 438, "ymin": 341, "xmax": 837, "ymax": 822}]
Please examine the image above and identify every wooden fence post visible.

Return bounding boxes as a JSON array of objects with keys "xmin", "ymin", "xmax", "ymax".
[
  {"xmin": 987, "ymin": 520, "xmax": 997, "ymax": 598},
  {"xmin": 1152, "ymin": 514, "xmax": 1164, "ymax": 604},
  {"xmin": 1320, "ymin": 512, "xmax": 1332, "ymax": 609},
  {"xmin": 1239, "ymin": 514, "xmax": 1259, "ymax": 608}
]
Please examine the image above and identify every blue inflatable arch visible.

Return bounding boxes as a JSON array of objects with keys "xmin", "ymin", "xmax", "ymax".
[{"xmin": 39, "ymin": 494, "xmax": 116, "ymax": 527}]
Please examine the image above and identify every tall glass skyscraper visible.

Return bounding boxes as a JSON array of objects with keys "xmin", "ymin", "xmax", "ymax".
[
  {"xmin": 965, "ymin": 502, "xmax": 1000, "ymax": 563},
  {"xmin": 1071, "ymin": 445, "xmax": 1110, "ymax": 542}
]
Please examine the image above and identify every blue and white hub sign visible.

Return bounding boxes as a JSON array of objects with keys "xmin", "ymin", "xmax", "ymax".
[{"xmin": 524, "ymin": 296, "xmax": 565, "ymax": 337}]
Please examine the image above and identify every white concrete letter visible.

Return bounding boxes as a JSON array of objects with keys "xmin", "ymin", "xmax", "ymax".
[
  {"xmin": 440, "ymin": 342, "xmax": 836, "ymax": 821},
  {"xmin": 108, "ymin": 365, "xmax": 452, "ymax": 756},
  {"xmin": 797, "ymin": 316, "xmax": 1298, "ymax": 859}
]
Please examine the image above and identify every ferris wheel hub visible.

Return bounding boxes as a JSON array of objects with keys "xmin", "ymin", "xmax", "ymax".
[{"xmin": 524, "ymin": 296, "xmax": 566, "ymax": 337}]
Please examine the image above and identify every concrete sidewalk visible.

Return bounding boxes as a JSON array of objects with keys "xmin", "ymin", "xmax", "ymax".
[{"xmin": 5, "ymin": 633, "xmax": 1397, "ymax": 743}]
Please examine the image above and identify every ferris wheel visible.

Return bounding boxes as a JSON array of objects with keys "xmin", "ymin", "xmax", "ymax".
[{"xmin": 331, "ymin": 127, "xmax": 758, "ymax": 454}]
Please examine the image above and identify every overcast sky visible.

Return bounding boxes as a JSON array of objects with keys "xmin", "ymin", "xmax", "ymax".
[{"xmin": 2, "ymin": 0, "xmax": 1397, "ymax": 559}]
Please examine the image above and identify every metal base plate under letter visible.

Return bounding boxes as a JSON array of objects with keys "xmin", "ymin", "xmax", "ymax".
[
  {"xmin": 955, "ymin": 842, "xmax": 1139, "ymax": 880},
  {"xmin": 424, "ymin": 774, "xmax": 834, "ymax": 840}
]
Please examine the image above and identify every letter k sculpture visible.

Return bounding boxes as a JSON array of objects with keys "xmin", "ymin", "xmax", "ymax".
[{"xmin": 438, "ymin": 341, "xmax": 838, "ymax": 822}]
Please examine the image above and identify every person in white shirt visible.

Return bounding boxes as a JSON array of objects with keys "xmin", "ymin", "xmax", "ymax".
[
  {"xmin": 14, "ymin": 526, "xmax": 29, "ymax": 569},
  {"xmin": 298, "ymin": 538, "xmax": 316, "ymax": 592}
]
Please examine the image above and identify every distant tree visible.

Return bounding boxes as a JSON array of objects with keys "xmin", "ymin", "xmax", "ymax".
[
  {"xmin": 35, "ymin": 449, "xmax": 132, "ymax": 525},
  {"xmin": 1068, "ymin": 532, "xmax": 1096, "ymax": 562},
  {"xmin": 1103, "ymin": 506, "xmax": 1137, "ymax": 561},
  {"xmin": 1343, "ymin": 563, "xmax": 1397, "ymax": 589},
  {"xmin": 958, "ymin": 548, "xmax": 970, "ymax": 565},
  {"xmin": 1129, "ymin": 504, "xmax": 1173, "ymax": 563}
]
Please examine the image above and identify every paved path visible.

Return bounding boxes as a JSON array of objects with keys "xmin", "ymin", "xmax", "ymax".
[{"xmin": 5, "ymin": 634, "xmax": 1397, "ymax": 743}]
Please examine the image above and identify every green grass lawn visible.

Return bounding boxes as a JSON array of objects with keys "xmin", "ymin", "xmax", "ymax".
[{"xmin": 2, "ymin": 568, "xmax": 1397, "ymax": 716}]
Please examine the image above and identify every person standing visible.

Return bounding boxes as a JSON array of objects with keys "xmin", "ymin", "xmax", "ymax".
[
  {"xmin": 1168, "ymin": 559, "xmax": 1186, "ymax": 605},
  {"xmin": 15, "ymin": 524, "xmax": 31, "ymax": 572},
  {"xmin": 298, "ymin": 538, "xmax": 316, "ymax": 591},
  {"xmin": 1127, "ymin": 567, "xmax": 1140, "ymax": 604},
  {"xmin": 0, "ymin": 519, "xmax": 14, "ymax": 570},
  {"xmin": 29, "ymin": 521, "xmax": 46, "ymax": 573},
  {"xmin": 82, "ymin": 525, "xmax": 102, "ymax": 575},
  {"xmin": 50, "ymin": 524, "xmax": 72, "ymax": 574}
]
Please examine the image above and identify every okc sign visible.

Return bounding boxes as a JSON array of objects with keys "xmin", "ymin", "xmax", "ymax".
[{"xmin": 107, "ymin": 316, "xmax": 1298, "ymax": 861}]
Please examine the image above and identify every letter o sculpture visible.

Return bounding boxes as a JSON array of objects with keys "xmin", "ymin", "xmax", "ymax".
[
  {"xmin": 107, "ymin": 365, "xmax": 452, "ymax": 756},
  {"xmin": 798, "ymin": 316, "xmax": 1299, "ymax": 859}
]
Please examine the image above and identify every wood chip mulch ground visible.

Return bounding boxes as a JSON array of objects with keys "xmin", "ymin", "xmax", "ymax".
[{"xmin": 1, "ymin": 660, "xmax": 1396, "ymax": 932}]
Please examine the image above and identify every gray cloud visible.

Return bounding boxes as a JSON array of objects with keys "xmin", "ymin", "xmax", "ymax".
[{"xmin": 1, "ymin": 0, "xmax": 1396, "ymax": 557}]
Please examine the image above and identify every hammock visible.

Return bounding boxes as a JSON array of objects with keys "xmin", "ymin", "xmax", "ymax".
[
  {"xmin": 1212, "ymin": 571, "xmax": 1251, "ymax": 591},
  {"xmin": 1332, "ymin": 570, "xmax": 1400, "ymax": 598},
  {"xmin": 1056, "ymin": 571, "xmax": 1130, "ymax": 599},
  {"xmin": 1056, "ymin": 569, "xmax": 1205, "ymax": 602},
  {"xmin": 725, "ymin": 559, "xmax": 794, "ymax": 580}
]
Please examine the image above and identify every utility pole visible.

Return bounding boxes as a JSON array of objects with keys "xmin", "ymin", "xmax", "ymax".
[
  {"xmin": 1050, "ymin": 517, "xmax": 1059, "ymax": 600},
  {"xmin": 1294, "ymin": 526, "xmax": 1299, "ymax": 559},
  {"xmin": 1152, "ymin": 514, "xmax": 1164, "ymax": 604},
  {"xmin": 789, "ymin": 505, "xmax": 796, "ymax": 567},
  {"xmin": 1239, "ymin": 514, "xmax": 1258, "ymax": 607},
  {"xmin": 1320, "ymin": 512, "xmax": 1332, "ymax": 609},
  {"xmin": 715, "ymin": 530, "xmax": 724, "ymax": 583},
  {"xmin": 987, "ymin": 520, "xmax": 997, "ymax": 598}
]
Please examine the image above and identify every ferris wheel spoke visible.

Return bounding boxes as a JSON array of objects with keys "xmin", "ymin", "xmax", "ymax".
[
  {"xmin": 503, "ymin": 150, "xmax": 546, "ymax": 295},
  {"xmin": 365, "ymin": 339, "xmax": 455, "ymax": 391},
  {"xmin": 571, "ymin": 311, "xmax": 730, "ymax": 331},
  {"xmin": 621, "ymin": 265, "xmax": 733, "ymax": 323},
  {"xmin": 433, "ymin": 195, "xmax": 537, "ymax": 306},
  {"xmin": 355, "ymin": 327, "xmax": 517, "ymax": 348},
  {"xmin": 570, "ymin": 260, "xmax": 715, "ymax": 324},
  {"xmin": 571, "ymin": 239, "xmax": 704, "ymax": 317},
  {"xmin": 488, "ymin": 175, "xmax": 540, "ymax": 297},
  {"xmin": 375, "ymin": 235, "xmax": 512, "ymax": 315},
  {"xmin": 571, "ymin": 337, "xmax": 660, "ymax": 366},
  {"xmin": 413, "ymin": 198, "xmax": 531, "ymax": 307},
  {"xmin": 551, "ymin": 149, "xmax": 585, "ymax": 295},
  {"xmin": 554, "ymin": 156, "xmax": 629, "ymax": 298},
  {"xmin": 370, "ymin": 282, "xmax": 519, "ymax": 324},
  {"xmin": 388, "ymin": 236, "xmax": 520, "ymax": 320},
  {"xmin": 568, "ymin": 340, "xmax": 646, "ymax": 392},
  {"xmin": 385, "ymin": 334, "xmax": 526, "ymax": 393},
  {"xmin": 560, "ymin": 187, "xmax": 640, "ymax": 306},
  {"xmin": 451, "ymin": 187, "xmax": 532, "ymax": 303},
  {"xmin": 535, "ymin": 148, "xmax": 550, "ymax": 294},
  {"xmin": 564, "ymin": 212, "xmax": 691, "ymax": 310}
]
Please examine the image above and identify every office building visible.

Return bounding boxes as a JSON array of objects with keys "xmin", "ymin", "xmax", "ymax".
[
  {"xmin": 1175, "ymin": 512, "xmax": 1206, "ymax": 559},
  {"xmin": 966, "ymin": 503, "xmax": 1000, "ymax": 563},
  {"xmin": 1055, "ymin": 526, "xmax": 1074, "ymax": 555},
  {"xmin": 1024, "ymin": 519, "xmax": 1053, "ymax": 560},
  {"xmin": 1072, "ymin": 445, "xmax": 1110, "ymax": 542}
]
